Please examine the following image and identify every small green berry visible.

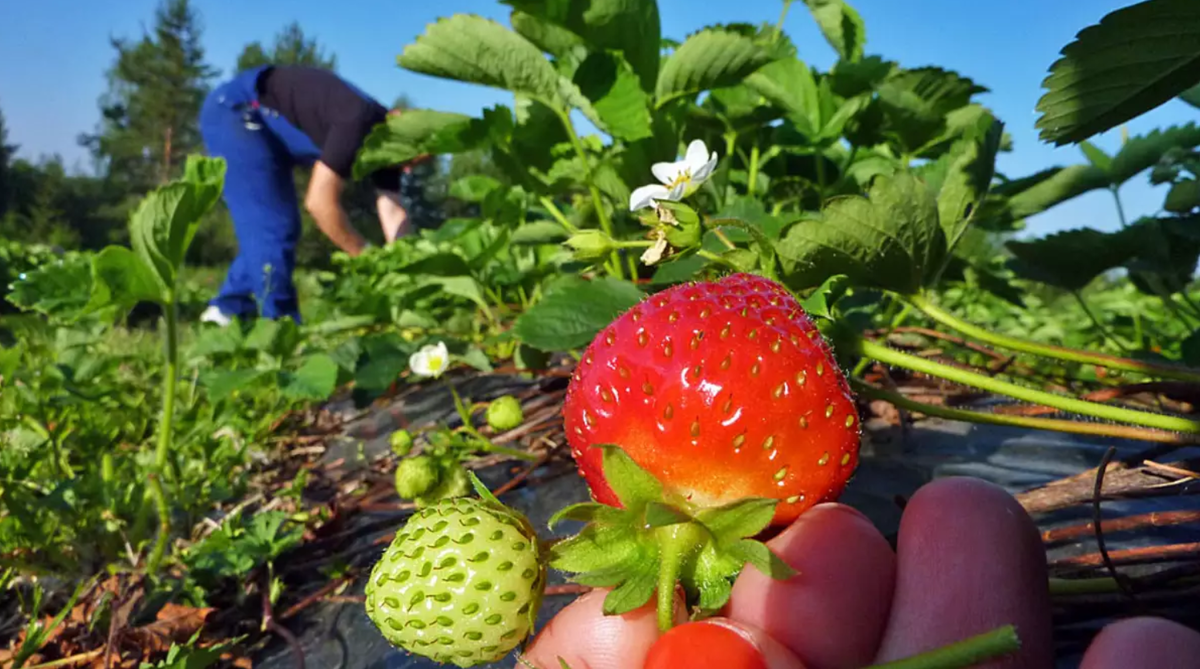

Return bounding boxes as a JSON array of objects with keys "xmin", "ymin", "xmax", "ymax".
[
  {"xmin": 486, "ymin": 396, "xmax": 524, "ymax": 432},
  {"xmin": 390, "ymin": 429, "xmax": 415, "ymax": 457},
  {"xmin": 415, "ymin": 463, "xmax": 470, "ymax": 508},
  {"xmin": 395, "ymin": 456, "xmax": 440, "ymax": 500}
]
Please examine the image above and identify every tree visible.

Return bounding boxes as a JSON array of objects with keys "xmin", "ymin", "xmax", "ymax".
[
  {"xmin": 0, "ymin": 105, "xmax": 16, "ymax": 218},
  {"xmin": 80, "ymin": 0, "xmax": 216, "ymax": 191},
  {"xmin": 235, "ymin": 22, "xmax": 337, "ymax": 73}
]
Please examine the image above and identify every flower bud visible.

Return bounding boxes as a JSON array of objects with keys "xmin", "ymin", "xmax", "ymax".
[
  {"xmin": 564, "ymin": 229, "xmax": 615, "ymax": 262},
  {"xmin": 389, "ymin": 429, "xmax": 415, "ymax": 457}
]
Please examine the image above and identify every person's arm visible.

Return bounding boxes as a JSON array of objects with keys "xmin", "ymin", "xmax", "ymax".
[
  {"xmin": 376, "ymin": 189, "xmax": 412, "ymax": 243},
  {"xmin": 305, "ymin": 160, "xmax": 370, "ymax": 256}
]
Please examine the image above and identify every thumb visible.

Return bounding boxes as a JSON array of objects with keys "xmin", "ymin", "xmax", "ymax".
[
  {"xmin": 519, "ymin": 588, "xmax": 686, "ymax": 669},
  {"xmin": 644, "ymin": 619, "xmax": 806, "ymax": 669}
]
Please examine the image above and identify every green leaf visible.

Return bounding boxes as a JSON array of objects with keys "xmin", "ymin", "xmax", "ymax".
[
  {"xmin": 128, "ymin": 183, "xmax": 212, "ymax": 292},
  {"xmin": 399, "ymin": 14, "xmax": 563, "ymax": 105},
  {"xmin": 1079, "ymin": 140, "xmax": 1112, "ymax": 173},
  {"xmin": 655, "ymin": 29, "xmax": 776, "ymax": 107},
  {"xmin": 450, "ymin": 175, "xmax": 504, "ymax": 202},
  {"xmin": 419, "ymin": 276, "xmax": 489, "ymax": 309},
  {"xmin": 935, "ymin": 112, "xmax": 1005, "ymax": 245},
  {"xmin": 548, "ymin": 502, "xmax": 626, "ymax": 529},
  {"xmin": 1166, "ymin": 179, "xmax": 1200, "ymax": 213},
  {"xmin": 745, "ymin": 57, "xmax": 820, "ymax": 135},
  {"xmin": 1181, "ymin": 82, "xmax": 1200, "ymax": 109},
  {"xmin": 875, "ymin": 67, "xmax": 988, "ymax": 156},
  {"xmin": 595, "ymin": 444, "xmax": 664, "ymax": 510},
  {"xmin": 502, "ymin": 0, "xmax": 662, "ymax": 93},
  {"xmin": 513, "ymin": 276, "xmax": 644, "ymax": 351},
  {"xmin": 693, "ymin": 498, "xmax": 777, "ymax": 544},
  {"xmin": 569, "ymin": 51, "xmax": 653, "ymax": 141},
  {"xmin": 1182, "ymin": 328, "xmax": 1200, "ymax": 367},
  {"xmin": 778, "ymin": 172, "xmax": 945, "ymax": 294},
  {"xmin": 183, "ymin": 155, "xmax": 227, "ymax": 218},
  {"xmin": 643, "ymin": 502, "xmax": 692, "ymax": 528},
  {"xmin": 1005, "ymin": 228, "xmax": 1133, "ymax": 291},
  {"xmin": 969, "ymin": 263, "xmax": 1026, "ymax": 308},
  {"xmin": 803, "ymin": 0, "xmax": 866, "ymax": 62},
  {"xmin": 1035, "ymin": 0, "xmax": 1200, "ymax": 145},
  {"xmin": 1110, "ymin": 124, "xmax": 1200, "ymax": 185},
  {"xmin": 354, "ymin": 110, "xmax": 479, "ymax": 179},
  {"xmin": 798, "ymin": 274, "xmax": 849, "ymax": 319},
  {"xmin": 601, "ymin": 567, "xmax": 658, "ymax": 615},
  {"xmin": 510, "ymin": 10, "xmax": 586, "ymax": 58},
  {"xmin": 983, "ymin": 164, "xmax": 1110, "ymax": 226},
  {"xmin": 202, "ymin": 369, "xmax": 270, "ymax": 401},
  {"xmin": 85, "ymin": 246, "xmax": 165, "ymax": 312},
  {"xmin": 727, "ymin": 539, "xmax": 797, "ymax": 580},
  {"xmin": 279, "ymin": 354, "xmax": 339, "ymax": 401},
  {"xmin": 1124, "ymin": 216, "xmax": 1200, "ymax": 295},
  {"xmin": 5, "ymin": 254, "xmax": 94, "ymax": 320},
  {"xmin": 511, "ymin": 220, "xmax": 569, "ymax": 245},
  {"xmin": 549, "ymin": 522, "xmax": 644, "ymax": 573}
]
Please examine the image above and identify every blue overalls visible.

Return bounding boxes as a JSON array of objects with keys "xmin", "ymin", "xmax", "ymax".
[{"xmin": 198, "ymin": 65, "xmax": 322, "ymax": 323}]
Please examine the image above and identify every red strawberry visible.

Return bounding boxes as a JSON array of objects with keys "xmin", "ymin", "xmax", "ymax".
[
  {"xmin": 562, "ymin": 273, "xmax": 859, "ymax": 526},
  {"xmin": 644, "ymin": 620, "xmax": 770, "ymax": 669}
]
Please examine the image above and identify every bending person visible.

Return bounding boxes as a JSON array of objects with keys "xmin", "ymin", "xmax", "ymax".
[{"xmin": 197, "ymin": 64, "xmax": 426, "ymax": 325}]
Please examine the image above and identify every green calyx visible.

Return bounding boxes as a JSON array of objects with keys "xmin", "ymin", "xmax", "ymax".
[{"xmin": 546, "ymin": 445, "xmax": 797, "ymax": 632}]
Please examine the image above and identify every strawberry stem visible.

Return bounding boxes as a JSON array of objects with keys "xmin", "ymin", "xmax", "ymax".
[
  {"xmin": 862, "ymin": 624, "xmax": 1020, "ymax": 669},
  {"xmin": 850, "ymin": 378, "xmax": 1200, "ymax": 446},
  {"xmin": 906, "ymin": 292, "xmax": 1200, "ymax": 384},
  {"xmin": 849, "ymin": 336, "xmax": 1200, "ymax": 435},
  {"xmin": 654, "ymin": 522, "xmax": 706, "ymax": 632}
]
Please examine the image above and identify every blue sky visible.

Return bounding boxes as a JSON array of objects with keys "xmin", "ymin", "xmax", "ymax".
[{"xmin": 1, "ymin": 0, "xmax": 1197, "ymax": 237}]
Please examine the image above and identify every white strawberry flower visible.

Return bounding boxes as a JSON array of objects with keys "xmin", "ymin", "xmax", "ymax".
[
  {"xmin": 409, "ymin": 341, "xmax": 450, "ymax": 379},
  {"xmin": 628, "ymin": 139, "xmax": 719, "ymax": 211}
]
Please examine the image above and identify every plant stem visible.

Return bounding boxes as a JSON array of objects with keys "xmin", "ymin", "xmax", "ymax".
[
  {"xmin": 1110, "ymin": 186, "xmax": 1129, "ymax": 229},
  {"xmin": 814, "ymin": 150, "xmax": 827, "ymax": 198},
  {"xmin": 696, "ymin": 249, "xmax": 745, "ymax": 272},
  {"xmin": 474, "ymin": 439, "xmax": 541, "ymax": 462},
  {"xmin": 747, "ymin": 142, "xmax": 761, "ymax": 196},
  {"xmin": 907, "ymin": 292, "xmax": 1200, "ymax": 384},
  {"xmin": 850, "ymin": 379, "xmax": 1200, "ymax": 446},
  {"xmin": 654, "ymin": 523, "xmax": 704, "ymax": 632},
  {"xmin": 154, "ymin": 302, "xmax": 179, "ymax": 471},
  {"xmin": 145, "ymin": 474, "xmax": 171, "ymax": 573},
  {"xmin": 448, "ymin": 384, "xmax": 540, "ymax": 462},
  {"xmin": 554, "ymin": 109, "xmax": 622, "ymax": 280},
  {"xmin": 863, "ymin": 625, "xmax": 1020, "ymax": 669},
  {"xmin": 847, "ymin": 336, "xmax": 1200, "ymax": 434},
  {"xmin": 1071, "ymin": 290, "xmax": 1128, "ymax": 352},
  {"xmin": 775, "ymin": 0, "xmax": 794, "ymax": 33},
  {"xmin": 146, "ymin": 300, "xmax": 179, "ymax": 575},
  {"xmin": 538, "ymin": 196, "xmax": 578, "ymax": 235}
]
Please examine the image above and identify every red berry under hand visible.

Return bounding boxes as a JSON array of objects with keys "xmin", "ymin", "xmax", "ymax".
[{"xmin": 563, "ymin": 272, "xmax": 860, "ymax": 527}]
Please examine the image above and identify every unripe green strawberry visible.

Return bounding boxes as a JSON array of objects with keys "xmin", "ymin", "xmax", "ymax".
[
  {"xmin": 390, "ymin": 429, "xmax": 415, "ymax": 457},
  {"xmin": 365, "ymin": 494, "xmax": 547, "ymax": 667},
  {"xmin": 395, "ymin": 455, "xmax": 440, "ymax": 500},
  {"xmin": 485, "ymin": 396, "xmax": 524, "ymax": 432}
]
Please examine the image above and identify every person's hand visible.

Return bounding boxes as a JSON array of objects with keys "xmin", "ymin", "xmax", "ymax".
[{"xmin": 520, "ymin": 477, "xmax": 1200, "ymax": 669}]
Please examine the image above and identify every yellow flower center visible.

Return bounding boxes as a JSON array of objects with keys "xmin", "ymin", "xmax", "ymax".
[{"xmin": 668, "ymin": 169, "xmax": 693, "ymax": 190}]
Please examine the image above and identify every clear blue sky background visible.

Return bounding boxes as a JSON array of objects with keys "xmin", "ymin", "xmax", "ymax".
[{"xmin": 2, "ymin": 0, "xmax": 1197, "ymax": 238}]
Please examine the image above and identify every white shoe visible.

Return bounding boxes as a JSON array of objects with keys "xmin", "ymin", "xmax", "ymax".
[{"xmin": 200, "ymin": 306, "xmax": 232, "ymax": 327}]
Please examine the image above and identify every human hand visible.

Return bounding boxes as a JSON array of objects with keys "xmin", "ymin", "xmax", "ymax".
[{"xmin": 520, "ymin": 477, "xmax": 1200, "ymax": 669}]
